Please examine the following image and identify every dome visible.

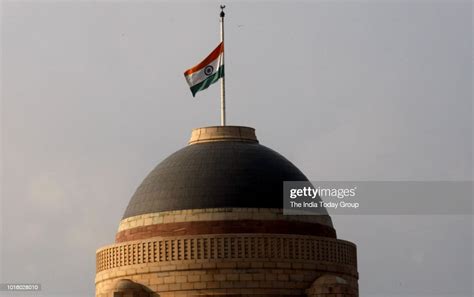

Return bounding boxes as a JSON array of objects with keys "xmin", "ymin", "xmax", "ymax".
[
  {"xmin": 123, "ymin": 126, "xmax": 310, "ymax": 219},
  {"xmin": 97, "ymin": 126, "xmax": 358, "ymax": 297}
]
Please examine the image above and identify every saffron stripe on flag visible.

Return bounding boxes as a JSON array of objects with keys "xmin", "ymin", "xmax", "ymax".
[{"xmin": 184, "ymin": 42, "xmax": 224, "ymax": 76}]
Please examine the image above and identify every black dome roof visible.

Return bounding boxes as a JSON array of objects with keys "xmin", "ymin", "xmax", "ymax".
[{"xmin": 123, "ymin": 139, "xmax": 308, "ymax": 219}]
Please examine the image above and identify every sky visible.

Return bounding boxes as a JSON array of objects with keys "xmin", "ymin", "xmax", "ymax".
[{"xmin": 0, "ymin": 0, "xmax": 472, "ymax": 296}]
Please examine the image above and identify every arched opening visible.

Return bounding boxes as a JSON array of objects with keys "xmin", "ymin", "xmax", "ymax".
[
  {"xmin": 113, "ymin": 279, "xmax": 155, "ymax": 297},
  {"xmin": 306, "ymin": 274, "xmax": 358, "ymax": 297}
]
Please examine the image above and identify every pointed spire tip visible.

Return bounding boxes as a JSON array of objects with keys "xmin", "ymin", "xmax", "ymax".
[{"xmin": 220, "ymin": 5, "xmax": 225, "ymax": 18}]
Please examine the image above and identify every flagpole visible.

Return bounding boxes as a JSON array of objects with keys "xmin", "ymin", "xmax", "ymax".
[{"xmin": 220, "ymin": 5, "xmax": 226, "ymax": 126}]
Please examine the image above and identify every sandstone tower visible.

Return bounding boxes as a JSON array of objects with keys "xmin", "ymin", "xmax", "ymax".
[{"xmin": 95, "ymin": 126, "xmax": 359, "ymax": 297}]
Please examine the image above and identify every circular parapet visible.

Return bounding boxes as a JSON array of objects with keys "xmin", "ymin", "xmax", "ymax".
[
  {"xmin": 97, "ymin": 234, "xmax": 357, "ymax": 273},
  {"xmin": 188, "ymin": 126, "xmax": 258, "ymax": 144},
  {"xmin": 95, "ymin": 234, "xmax": 358, "ymax": 297}
]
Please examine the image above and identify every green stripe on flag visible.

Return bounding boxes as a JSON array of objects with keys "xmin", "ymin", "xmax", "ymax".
[{"xmin": 190, "ymin": 66, "xmax": 225, "ymax": 97}]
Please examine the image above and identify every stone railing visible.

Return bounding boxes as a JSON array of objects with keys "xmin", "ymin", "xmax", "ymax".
[{"xmin": 96, "ymin": 234, "xmax": 356, "ymax": 272}]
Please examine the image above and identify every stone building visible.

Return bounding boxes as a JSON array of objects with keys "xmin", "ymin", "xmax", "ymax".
[{"xmin": 95, "ymin": 126, "xmax": 359, "ymax": 297}]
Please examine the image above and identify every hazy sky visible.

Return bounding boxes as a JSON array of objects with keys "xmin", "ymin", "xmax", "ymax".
[{"xmin": 1, "ymin": 1, "xmax": 472, "ymax": 296}]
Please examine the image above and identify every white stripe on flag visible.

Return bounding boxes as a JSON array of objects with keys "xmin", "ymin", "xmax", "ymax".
[{"xmin": 185, "ymin": 53, "xmax": 223, "ymax": 87}]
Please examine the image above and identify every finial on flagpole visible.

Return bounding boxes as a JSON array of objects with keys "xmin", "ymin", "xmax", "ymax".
[
  {"xmin": 220, "ymin": 5, "xmax": 225, "ymax": 17},
  {"xmin": 219, "ymin": 5, "xmax": 226, "ymax": 126}
]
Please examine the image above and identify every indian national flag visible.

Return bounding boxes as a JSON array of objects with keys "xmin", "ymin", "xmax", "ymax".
[{"xmin": 184, "ymin": 42, "xmax": 224, "ymax": 97}]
